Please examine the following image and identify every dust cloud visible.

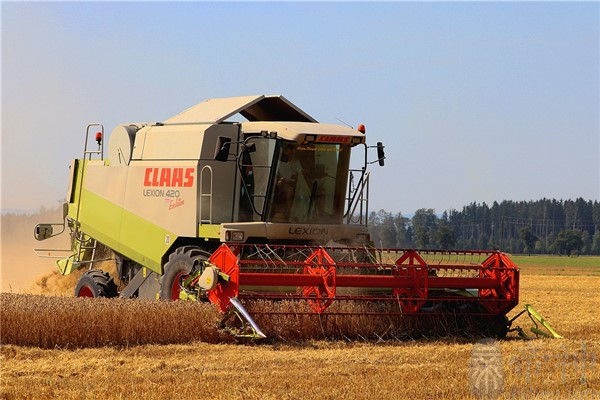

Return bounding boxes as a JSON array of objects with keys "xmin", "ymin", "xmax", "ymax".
[{"xmin": 0, "ymin": 207, "xmax": 72, "ymax": 294}]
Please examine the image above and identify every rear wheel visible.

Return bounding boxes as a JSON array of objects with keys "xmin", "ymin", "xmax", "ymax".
[
  {"xmin": 159, "ymin": 246, "xmax": 210, "ymax": 300},
  {"xmin": 74, "ymin": 270, "xmax": 118, "ymax": 298}
]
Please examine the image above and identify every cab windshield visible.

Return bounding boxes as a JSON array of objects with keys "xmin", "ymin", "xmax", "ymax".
[{"xmin": 268, "ymin": 142, "xmax": 350, "ymax": 224}]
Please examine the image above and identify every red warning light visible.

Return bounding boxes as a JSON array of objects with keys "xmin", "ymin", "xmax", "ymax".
[
  {"xmin": 357, "ymin": 124, "xmax": 366, "ymax": 134},
  {"xmin": 95, "ymin": 132, "xmax": 102, "ymax": 145}
]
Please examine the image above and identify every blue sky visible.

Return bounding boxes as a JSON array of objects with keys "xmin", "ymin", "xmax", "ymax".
[{"xmin": 1, "ymin": 2, "xmax": 598, "ymax": 215}]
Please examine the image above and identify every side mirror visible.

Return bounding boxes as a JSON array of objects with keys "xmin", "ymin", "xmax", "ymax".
[
  {"xmin": 34, "ymin": 224, "xmax": 54, "ymax": 241},
  {"xmin": 377, "ymin": 142, "xmax": 385, "ymax": 166},
  {"xmin": 214, "ymin": 136, "xmax": 232, "ymax": 162}
]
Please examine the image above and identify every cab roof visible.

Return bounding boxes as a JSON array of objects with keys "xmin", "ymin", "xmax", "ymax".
[
  {"xmin": 241, "ymin": 121, "xmax": 365, "ymax": 143},
  {"xmin": 165, "ymin": 95, "xmax": 317, "ymax": 124}
]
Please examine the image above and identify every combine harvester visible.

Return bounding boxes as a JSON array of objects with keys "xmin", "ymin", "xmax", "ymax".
[{"xmin": 35, "ymin": 95, "xmax": 520, "ymax": 339}]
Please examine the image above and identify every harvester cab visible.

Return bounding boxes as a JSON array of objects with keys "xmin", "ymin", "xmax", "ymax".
[{"xmin": 35, "ymin": 95, "xmax": 521, "ymax": 340}]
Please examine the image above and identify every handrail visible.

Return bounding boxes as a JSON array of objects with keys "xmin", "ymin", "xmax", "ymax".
[
  {"xmin": 345, "ymin": 169, "xmax": 370, "ymax": 225},
  {"xmin": 199, "ymin": 166, "xmax": 213, "ymax": 224}
]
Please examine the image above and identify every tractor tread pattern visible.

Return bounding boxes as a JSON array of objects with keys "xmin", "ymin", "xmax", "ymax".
[
  {"xmin": 76, "ymin": 270, "xmax": 118, "ymax": 298},
  {"xmin": 160, "ymin": 246, "xmax": 210, "ymax": 300}
]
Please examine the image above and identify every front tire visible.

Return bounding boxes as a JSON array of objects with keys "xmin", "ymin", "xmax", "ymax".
[
  {"xmin": 74, "ymin": 270, "xmax": 118, "ymax": 298},
  {"xmin": 159, "ymin": 246, "xmax": 210, "ymax": 300}
]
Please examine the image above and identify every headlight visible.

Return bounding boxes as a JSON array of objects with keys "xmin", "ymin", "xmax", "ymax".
[{"xmin": 225, "ymin": 230, "xmax": 245, "ymax": 242}]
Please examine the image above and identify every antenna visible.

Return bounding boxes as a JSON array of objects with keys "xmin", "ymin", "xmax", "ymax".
[{"xmin": 335, "ymin": 117, "xmax": 353, "ymax": 129}]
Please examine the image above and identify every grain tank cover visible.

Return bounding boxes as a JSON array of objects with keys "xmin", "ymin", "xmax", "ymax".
[
  {"xmin": 164, "ymin": 95, "xmax": 317, "ymax": 124},
  {"xmin": 108, "ymin": 124, "xmax": 142, "ymax": 166}
]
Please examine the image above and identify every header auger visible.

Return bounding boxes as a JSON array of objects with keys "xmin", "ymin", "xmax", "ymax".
[{"xmin": 35, "ymin": 95, "xmax": 520, "ymax": 339}]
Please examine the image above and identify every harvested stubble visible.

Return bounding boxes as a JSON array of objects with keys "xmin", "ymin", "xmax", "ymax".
[{"xmin": 0, "ymin": 293, "xmax": 225, "ymax": 348}]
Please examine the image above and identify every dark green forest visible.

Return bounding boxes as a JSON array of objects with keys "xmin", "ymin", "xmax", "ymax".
[{"xmin": 368, "ymin": 198, "xmax": 600, "ymax": 255}]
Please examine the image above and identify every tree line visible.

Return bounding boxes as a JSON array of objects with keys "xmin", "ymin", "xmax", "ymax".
[{"xmin": 368, "ymin": 198, "xmax": 600, "ymax": 255}]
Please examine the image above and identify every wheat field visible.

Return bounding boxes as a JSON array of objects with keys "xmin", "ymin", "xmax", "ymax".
[{"xmin": 1, "ymin": 263, "xmax": 599, "ymax": 399}]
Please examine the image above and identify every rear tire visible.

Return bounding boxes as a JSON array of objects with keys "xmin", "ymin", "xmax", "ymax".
[
  {"xmin": 74, "ymin": 270, "xmax": 118, "ymax": 298},
  {"xmin": 159, "ymin": 247, "xmax": 210, "ymax": 300}
]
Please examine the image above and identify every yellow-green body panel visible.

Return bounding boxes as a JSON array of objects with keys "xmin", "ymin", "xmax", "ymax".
[
  {"xmin": 73, "ymin": 189, "xmax": 174, "ymax": 273},
  {"xmin": 67, "ymin": 159, "xmax": 181, "ymax": 274},
  {"xmin": 199, "ymin": 224, "xmax": 221, "ymax": 239}
]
